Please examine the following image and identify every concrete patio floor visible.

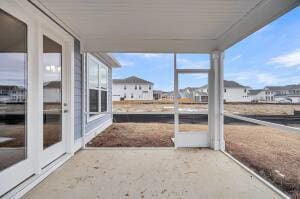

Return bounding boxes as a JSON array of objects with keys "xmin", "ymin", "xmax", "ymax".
[{"xmin": 25, "ymin": 148, "xmax": 281, "ymax": 199}]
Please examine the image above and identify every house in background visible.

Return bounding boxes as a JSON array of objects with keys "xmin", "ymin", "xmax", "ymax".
[
  {"xmin": 43, "ymin": 81, "xmax": 61, "ymax": 103},
  {"xmin": 265, "ymin": 85, "xmax": 300, "ymax": 103},
  {"xmin": 112, "ymin": 76, "xmax": 153, "ymax": 101},
  {"xmin": 181, "ymin": 80, "xmax": 250, "ymax": 103},
  {"xmin": 248, "ymin": 84, "xmax": 300, "ymax": 103},
  {"xmin": 222, "ymin": 81, "xmax": 250, "ymax": 102},
  {"xmin": 0, "ymin": 85, "xmax": 25, "ymax": 103},
  {"xmin": 248, "ymin": 89, "xmax": 266, "ymax": 102},
  {"xmin": 193, "ymin": 91, "xmax": 209, "ymax": 102},
  {"xmin": 153, "ymin": 90, "xmax": 163, "ymax": 100}
]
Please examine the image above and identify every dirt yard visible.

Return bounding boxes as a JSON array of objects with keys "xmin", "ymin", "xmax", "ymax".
[
  {"xmin": 87, "ymin": 123, "xmax": 201, "ymax": 147},
  {"xmin": 87, "ymin": 123, "xmax": 300, "ymax": 197},
  {"xmin": 113, "ymin": 101, "xmax": 300, "ymax": 115}
]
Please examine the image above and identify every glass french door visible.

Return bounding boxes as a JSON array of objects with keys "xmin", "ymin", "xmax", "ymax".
[
  {"xmin": 40, "ymin": 31, "xmax": 67, "ymax": 168},
  {"xmin": 0, "ymin": 2, "xmax": 70, "ymax": 195},
  {"xmin": 0, "ymin": 6, "xmax": 35, "ymax": 196}
]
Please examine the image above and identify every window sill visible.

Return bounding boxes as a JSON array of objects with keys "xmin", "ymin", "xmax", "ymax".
[{"xmin": 87, "ymin": 112, "xmax": 110, "ymax": 123}]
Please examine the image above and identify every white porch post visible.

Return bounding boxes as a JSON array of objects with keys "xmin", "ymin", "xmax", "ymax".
[{"xmin": 209, "ymin": 50, "xmax": 225, "ymax": 150}]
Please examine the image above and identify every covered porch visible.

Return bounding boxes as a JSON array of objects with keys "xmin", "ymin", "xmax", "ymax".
[{"xmin": 0, "ymin": 0, "xmax": 299, "ymax": 198}]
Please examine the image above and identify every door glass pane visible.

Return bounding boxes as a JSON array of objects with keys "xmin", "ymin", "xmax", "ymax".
[
  {"xmin": 43, "ymin": 36, "xmax": 62, "ymax": 149},
  {"xmin": 88, "ymin": 59, "xmax": 99, "ymax": 88},
  {"xmin": 0, "ymin": 9, "xmax": 27, "ymax": 171}
]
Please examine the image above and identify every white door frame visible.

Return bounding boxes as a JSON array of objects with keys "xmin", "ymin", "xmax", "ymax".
[
  {"xmin": 39, "ymin": 25, "xmax": 68, "ymax": 168},
  {"xmin": 173, "ymin": 53, "xmax": 210, "ymax": 148}
]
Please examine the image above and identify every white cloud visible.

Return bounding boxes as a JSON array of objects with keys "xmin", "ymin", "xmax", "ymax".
[
  {"xmin": 191, "ymin": 73, "xmax": 207, "ymax": 80},
  {"xmin": 177, "ymin": 58, "xmax": 209, "ymax": 69},
  {"xmin": 255, "ymin": 73, "xmax": 279, "ymax": 85},
  {"xmin": 226, "ymin": 71, "xmax": 251, "ymax": 82},
  {"xmin": 229, "ymin": 54, "xmax": 242, "ymax": 62},
  {"xmin": 226, "ymin": 71, "xmax": 282, "ymax": 87},
  {"xmin": 118, "ymin": 59, "xmax": 135, "ymax": 67},
  {"xmin": 129, "ymin": 53, "xmax": 165, "ymax": 58},
  {"xmin": 268, "ymin": 49, "xmax": 300, "ymax": 67},
  {"xmin": 143, "ymin": 53, "xmax": 163, "ymax": 58}
]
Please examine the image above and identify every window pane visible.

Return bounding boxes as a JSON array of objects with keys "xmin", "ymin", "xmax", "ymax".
[
  {"xmin": 89, "ymin": 89, "xmax": 99, "ymax": 113},
  {"xmin": 100, "ymin": 65, "xmax": 107, "ymax": 90},
  {"xmin": 89, "ymin": 58, "xmax": 99, "ymax": 88},
  {"xmin": 0, "ymin": 9, "xmax": 27, "ymax": 171},
  {"xmin": 43, "ymin": 36, "xmax": 62, "ymax": 149},
  {"xmin": 101, "ymin": 90, "xmax": 107, "ymax": 112}
]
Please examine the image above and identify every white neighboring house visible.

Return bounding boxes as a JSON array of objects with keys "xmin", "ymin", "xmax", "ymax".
[
  {"xmin": 112, "ymin": 76, "xmax": 154, "ymax": 101},
  {"xmin": 264, "ymin": 85, "xmax": 300, "ymax": 103},
  {"xmin": 223, "ymin": 81, "xmax": 250, "ymax": 102},
  {"xmin": 248, "ymin": 89, "xmax": 267, "ymax": 102},
  {"xmin": 195, "ymin": 80, "xmax": 250, "ymax": 102},
  {"xmin": 0, "ymin": 85, "xmax": 26, "ymax": 103}
]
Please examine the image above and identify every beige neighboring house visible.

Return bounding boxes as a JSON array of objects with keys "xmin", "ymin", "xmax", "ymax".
[
  {"xmin": 112, "ymin": 76, "xmax": 154, "ymax": 101},
  {"xmin": 43, "ymin": 81, "xmax": 61, "ymax": 103}
]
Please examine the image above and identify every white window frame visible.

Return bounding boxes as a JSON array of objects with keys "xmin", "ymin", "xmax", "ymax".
[{"xmin": 87, "ymin": 54, "xmax": 108, "ymax": 122}]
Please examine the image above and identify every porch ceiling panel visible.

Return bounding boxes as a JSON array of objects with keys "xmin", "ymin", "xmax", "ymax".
[{"xmin": 32, "ymin": 0, "xmax": 299, "ymax": 53}]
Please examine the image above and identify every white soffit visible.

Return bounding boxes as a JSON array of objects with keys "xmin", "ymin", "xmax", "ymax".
[{"xmin": 33, "ymin": 0, "xmax": 300, "ymax": 53}]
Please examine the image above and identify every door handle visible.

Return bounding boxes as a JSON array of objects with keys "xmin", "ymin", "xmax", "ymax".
[{"xmin": 64, "ymin": 110, "xmax": 68, "ymax": 113}]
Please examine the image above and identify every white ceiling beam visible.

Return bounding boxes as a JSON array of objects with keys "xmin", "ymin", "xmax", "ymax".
[
  {"xmin": 217, "ymin": 0, "xmax": 300, "ymax": 51},
  {"xmin": 81, "ymin": 38, "xmax": 217, "ymax": 53}
]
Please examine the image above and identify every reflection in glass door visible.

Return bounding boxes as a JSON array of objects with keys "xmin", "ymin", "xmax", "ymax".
[
  {"xmin": 0, "ymin": 9, "xmax": 27, "ymax": 172},
  {"xmin": 43, "ymin": 36, "xmax": 62, "ymax": 149}
]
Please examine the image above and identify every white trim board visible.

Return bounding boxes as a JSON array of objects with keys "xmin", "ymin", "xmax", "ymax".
[{"xmin": 174, "ymin": 132, "xmax": 209, "ymax": 148}]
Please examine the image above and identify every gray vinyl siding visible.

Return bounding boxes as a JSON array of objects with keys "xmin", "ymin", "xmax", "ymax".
[
  {"xmin": 74, "ymin": 38, "xmax": 82, "ymax": 140},
  {"xmin": 85, "ymin": 54, "xmax": 113, "ymax": 133}
]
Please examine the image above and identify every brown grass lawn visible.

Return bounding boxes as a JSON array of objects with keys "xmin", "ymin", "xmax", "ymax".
[{"xmin": 87, "ymin": 122, "xmax": 300, "ymax": 198}]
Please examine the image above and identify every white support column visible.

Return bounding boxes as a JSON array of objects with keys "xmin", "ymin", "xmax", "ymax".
[
  {"xmin": 209, "ymin": 50, "xmax": 225, "ymax": 150},
  {"xmin": 174, "ymin": 53, "xmax": 179, "ymax": 136},
  {"xmin": 219, "ymin": 51, "xmax": 225, "ymax": 150}
]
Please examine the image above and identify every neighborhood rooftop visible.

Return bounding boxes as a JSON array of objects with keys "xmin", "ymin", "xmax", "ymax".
[
  {"xmin": 248, "ymin": 89, "xmax": 264, "ymax": 95},
  {"xmin": 265, "ymin": 84, "xmax": 300, "ymax": 90},
  {"xmin": 113, "ymin": 76, "xmax": 154, "ymax": 85},
  {"xmin": 200, "ymin": 80, "xmax": 248, "ymax": 89}
]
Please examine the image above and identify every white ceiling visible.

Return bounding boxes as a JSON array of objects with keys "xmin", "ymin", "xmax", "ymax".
[{"xmin": 33, "ymin": 0, "xmax": 299, "ymax": 53}]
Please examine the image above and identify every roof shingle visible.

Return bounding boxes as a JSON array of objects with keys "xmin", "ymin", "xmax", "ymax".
[{"xmin": 113, "ymin": 76, "xmax": 153, "ymax": 85}]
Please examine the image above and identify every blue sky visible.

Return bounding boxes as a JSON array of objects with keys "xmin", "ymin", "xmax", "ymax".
[{"xmin": 112, "ymin": 7, "xmax": 300, "ymax": 91}]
